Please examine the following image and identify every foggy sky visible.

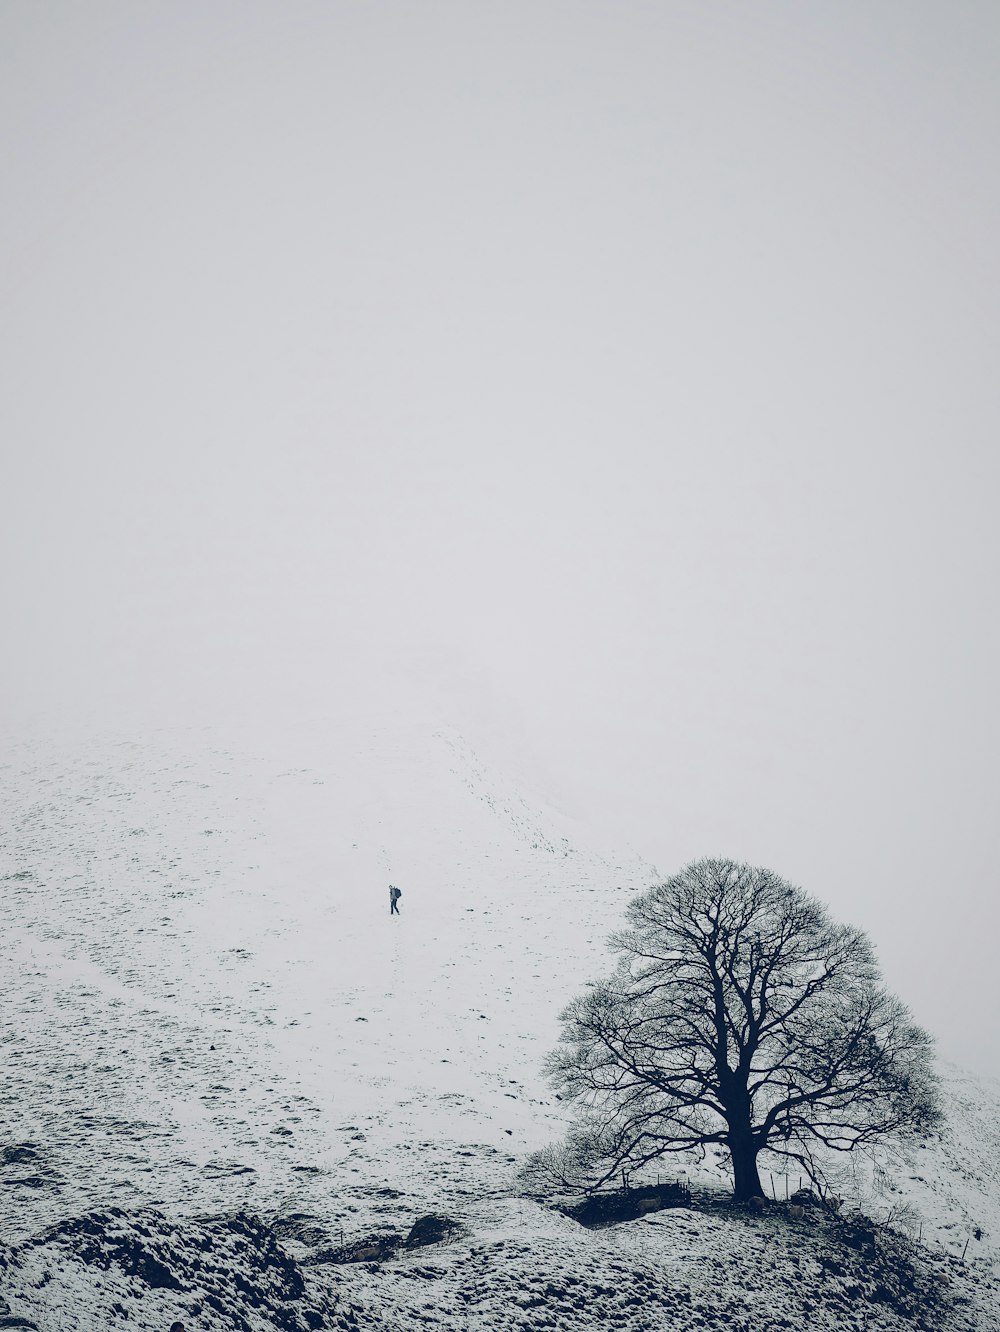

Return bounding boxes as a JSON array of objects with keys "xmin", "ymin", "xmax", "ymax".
[{"xmin": 3, "ymin": 2, "xmax": 999, "ymax": 1077}]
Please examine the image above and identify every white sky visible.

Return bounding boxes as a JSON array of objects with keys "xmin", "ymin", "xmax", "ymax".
[{"xmin": 3, "ymin": 2, "xmax": 999, "ymax": 1076}]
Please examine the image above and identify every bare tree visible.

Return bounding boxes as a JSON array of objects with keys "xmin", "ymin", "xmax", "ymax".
[{"xmin": 537, "ymin": 859, "xmax": 940, "ymax": 1201}]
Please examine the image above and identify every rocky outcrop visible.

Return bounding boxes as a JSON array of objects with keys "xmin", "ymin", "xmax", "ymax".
[{"xmin": 7, "ymin": 1208, "xmax": 343, "ymax": 1332}]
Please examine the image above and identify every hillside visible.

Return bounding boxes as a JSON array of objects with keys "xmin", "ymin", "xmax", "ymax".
[{"xmin": 1, "ymin": 715, "xmax": 998, "ymax": 1330}]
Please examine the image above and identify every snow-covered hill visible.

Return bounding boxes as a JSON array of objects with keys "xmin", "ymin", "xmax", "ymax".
[{"xmin": 1, "ymin": 715, "xmax": 998, "ymax": 1330}]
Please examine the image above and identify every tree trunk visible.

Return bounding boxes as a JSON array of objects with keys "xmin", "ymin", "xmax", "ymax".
[{"xmin": 728, "ymin": 1126, "xmax": 764, "ymax": 1200}]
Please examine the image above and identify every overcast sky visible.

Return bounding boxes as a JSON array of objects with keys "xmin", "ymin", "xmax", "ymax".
[{"xmin": 3, "ymin": 2, "xmax": 999, "ymax": 1077}]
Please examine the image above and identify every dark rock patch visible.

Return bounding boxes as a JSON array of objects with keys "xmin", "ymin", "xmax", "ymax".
[
  {"xmin": 0, "ymin": 1145, "xmax": 40, "ymax": 1168},
  {"xmin": 404, "ymin": 1214, "xmax": 462, "ymax": 1249},
  {"xmin": 558, "ymin": 1181, "xmax": 691, "ymax": 1228},
  {"xmin": 202, "ymin": 1160, "xmax": 256, "ymax": 1177},
  {"xmin": 18, "ymin": 1208, "xmax": 334, "ymax": 1329},
  {"xmin": 789, "ymin": 1187, "xmax": 822, "ymax": 1207},
  {"xmin": 272, "ymin": 1213, "xmax": 333, "ymax": 1249},
  {"xmin": 314, "ymin": 1232, "xmax": 404, "ymax": 1265}
]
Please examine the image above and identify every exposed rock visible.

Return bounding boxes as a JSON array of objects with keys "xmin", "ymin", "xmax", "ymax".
[
  {"xmin": 314, "ymin": 1232, "xmax": 403, "ymax": 1265},
  {"xmin": 15, "ymin": 1208, "xmax": 334, "ymax": 1330},
  {"xmin": 790, "ymin": 1188, "xmax": 822, "ymax": 1207},
  {"xmin": 272, "ymin": 1213, "xmax": 333, "ymax": 1249},
  {"xmin": 0, "ymin": 1146, "xmax": 40, "ymax": 1168},
  {"xmin": 403, "ymin": 1214, "xmax": 462, "ymax": 1249},
  {"xmin": 559, "ymin": 1182, "xmax": 691, "ymax": 1228}
]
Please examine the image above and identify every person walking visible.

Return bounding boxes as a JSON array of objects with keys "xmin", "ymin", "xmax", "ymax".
[{"xmin": 389, "ymin": 884, "xmax": 402, "ymax": 915}]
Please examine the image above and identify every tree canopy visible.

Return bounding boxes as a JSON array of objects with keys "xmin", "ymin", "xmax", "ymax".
[{"xmin": 536, "ymin": 858, "xmax": 940, "ymax": 1200}]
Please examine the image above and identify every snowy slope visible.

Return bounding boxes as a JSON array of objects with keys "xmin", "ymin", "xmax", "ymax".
[
  {"xmin": 1, "ymin": 715, "xmax": 998, "ymax": 1330},
  {"xmin": 0, "ymin": 714, "xmax": 647, "ymax": 1230}
]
